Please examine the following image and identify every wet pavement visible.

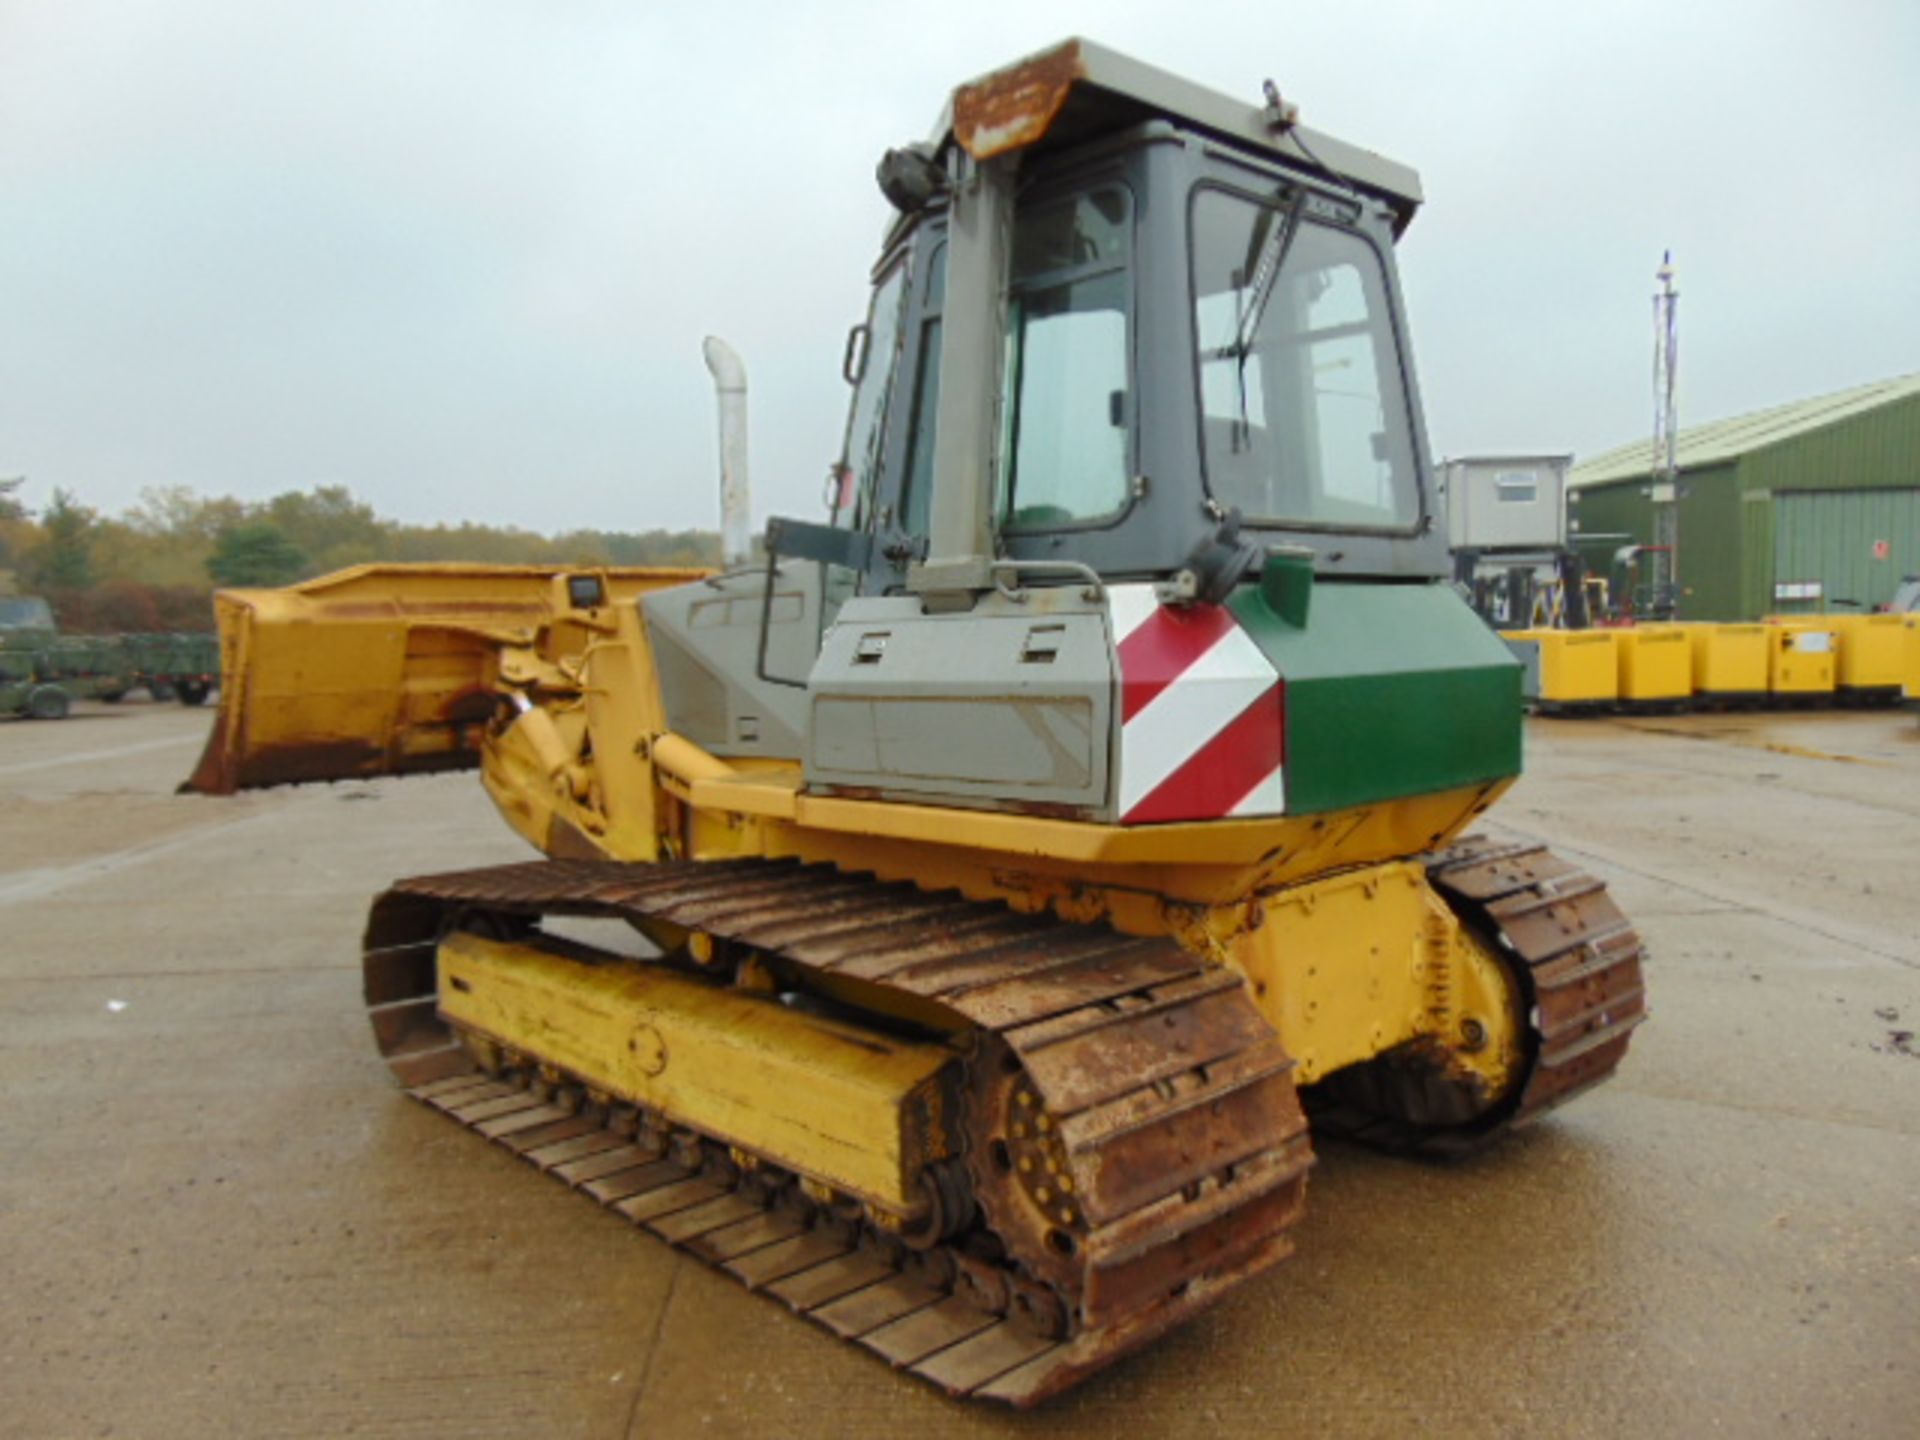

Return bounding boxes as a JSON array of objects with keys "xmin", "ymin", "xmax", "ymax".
[{"xmin": 2, "ymin": 702, "xmax": 1915, "ymax": 1438}]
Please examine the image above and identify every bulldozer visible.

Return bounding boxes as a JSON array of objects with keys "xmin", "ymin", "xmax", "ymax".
[{"xmin": 185, "ymin": 40, "xmax": 1645, "ymax": 1405}]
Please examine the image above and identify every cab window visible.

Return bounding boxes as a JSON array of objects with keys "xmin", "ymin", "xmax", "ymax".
[
  {"xmin": 898, "ymin": 242, "xmax": 946, "ymax": 542},
  {"xmin": 832, "ymin": 258, "xmax": 909, "ymax": 531},
  {"xmin": 1191, "ymin": 187, "xmax": 1419, "ymax": 531},
  {"xmin": 1001, "ymin": 186, "xmax": 1133, "ymax": 530}
]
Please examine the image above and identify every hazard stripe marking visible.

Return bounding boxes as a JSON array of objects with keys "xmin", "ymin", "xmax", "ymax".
[
  {"xmin": 1117, "ymin": 627, "xmax": 1281, "ymax": 815},
  {"xmin": 1116, "ymin": 603, "xmax": 1239, "ymax": 722},
  {"xmin": 1123, "ymin": 685, "xmax": 1285, "ymax": 824},
  {"xmin": 1107, "ymin": 583, "xmax": 1288, "ymax": 824},
  {"xmin": 1228, "ymin": 758, "xmax": 1287, "ymax": 817},
  {"xmin": 1107, "ymin": 585, "xmax": 1161, "ymax": 646}
]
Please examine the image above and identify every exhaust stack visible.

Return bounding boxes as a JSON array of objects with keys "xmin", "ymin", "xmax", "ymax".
[{"xmin": 702, "ymin": 336, "xmax": 752, "ymax": 567}]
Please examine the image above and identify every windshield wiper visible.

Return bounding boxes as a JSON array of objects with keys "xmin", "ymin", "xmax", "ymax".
[
  {"xmin": 1226, "ymin": 187, "xmax": 1308, "ymax": 447},
  {"xmin": 1231, "ymin": 187, "xmax": 1309, "ymax": 365}
]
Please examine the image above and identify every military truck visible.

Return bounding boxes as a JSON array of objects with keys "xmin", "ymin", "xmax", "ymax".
[
  {"xmin": 0, "ymin": 596, "xmax": 74, "ymax": 717},
  {"xmin": 0, "ymin": 596, "xmax": 216, "ymax": 705},
  {"xmin": 7, "ymin": 632, "xmax": 128, "ymax": 709},
  {"xmin": 108, "ymin": 632, "xmax": 220, "ymax": 705},
  {"xmin": 0, "ymin": 646, "xmax": 72, "ymax": 719},
  {"xmin": 0, "ymin": 594, "xmax": 57, "ymax": 643}
]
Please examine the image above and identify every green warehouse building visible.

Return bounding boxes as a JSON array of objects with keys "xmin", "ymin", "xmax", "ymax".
[{"xmin": 1567, "ymin": 373, "xmax": 1920, "ymax": 619}]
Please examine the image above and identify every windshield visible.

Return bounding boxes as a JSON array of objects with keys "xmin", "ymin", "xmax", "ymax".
[
  {"xmin": 1191, "ymin": 187, "xmax": 1420, "ymax": 531},
  {"xmin": 0, "ymin": 597, "xmax": 55, "ymax": 630}
]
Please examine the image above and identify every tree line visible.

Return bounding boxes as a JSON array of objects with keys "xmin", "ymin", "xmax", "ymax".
[{"xmin": 0, "ymin": 479, "xmax": 720, "ymax": 633}]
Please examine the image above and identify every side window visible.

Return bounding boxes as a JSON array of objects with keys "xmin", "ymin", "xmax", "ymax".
[
  {"xmin": 899, "ymin": 242, "xmax": 946, "ymax": 542},
  {"xmin": 1001, "ymin": 187, "xmax": 1132, "ymax": 531},
  {"xmin": 832, "ymin": 259, "xmax": 909, "ymax": 531}
]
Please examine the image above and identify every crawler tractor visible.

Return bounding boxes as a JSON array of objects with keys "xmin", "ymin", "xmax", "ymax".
[{"xmin": 187, "ymin": 40, "xmax": 1645, "ymax": 1405}]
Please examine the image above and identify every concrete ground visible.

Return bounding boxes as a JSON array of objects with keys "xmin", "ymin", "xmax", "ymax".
[{"xmin": 2, "ymin": 700, "xmax": 1916, "ymax": 1439}]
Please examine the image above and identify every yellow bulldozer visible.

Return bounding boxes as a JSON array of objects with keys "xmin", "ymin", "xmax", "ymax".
[{"xmin": 186, "ymin": 39, "xmax": 1645, "ymax": 1405}]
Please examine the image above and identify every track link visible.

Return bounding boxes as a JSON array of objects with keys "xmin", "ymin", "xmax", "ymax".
[
  {"xmin": 1307, "ymin": 835, "xmax": 1648, "ymax": 1157},
  {"xmin": 361, "ymin": 857, "xmax": 1314, "ymax": 1406}
]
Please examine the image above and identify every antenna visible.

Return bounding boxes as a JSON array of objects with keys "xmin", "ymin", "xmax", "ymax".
[{"xmin": 1649, "ymin": 252, "xmax": 1680, "ymax": 616}]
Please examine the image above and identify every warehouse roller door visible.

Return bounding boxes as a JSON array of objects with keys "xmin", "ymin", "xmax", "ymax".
[{"xmin": 1773, "ymin": 488, "xmax": 1920, "ymax": 610}]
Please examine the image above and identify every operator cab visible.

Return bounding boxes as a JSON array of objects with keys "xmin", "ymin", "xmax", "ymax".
[
  {"xmin": 810, "ymin": 38, "xmax": 1446, "ymax": 605},
  {"xmin": 637, "ymin": 41, "xmax": 1514, "ymax": 815}
]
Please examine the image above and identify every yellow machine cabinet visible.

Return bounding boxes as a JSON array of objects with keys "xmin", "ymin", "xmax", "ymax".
[
  {"xmin": 1764, "ymin": 618, "xmax": 1838, "ymax": 700},
  {"xmin": 1614, "ymin": 625, "xmax": 1691, "ymax": 709},
  {"xmin": 1675, "ymin": 622, "xmax": 1768, "ymax": 704},
  {"xmin": 1827, "ymin": 613, "xmax": 1906, "ymax": 703},
  {"xmin": 1501, "ymin": 628, "xmax": 1618, "ymax": 712},
  {"xmin": 1902, "ymin": 614, "xmax": 1920, "ymax": 706}
]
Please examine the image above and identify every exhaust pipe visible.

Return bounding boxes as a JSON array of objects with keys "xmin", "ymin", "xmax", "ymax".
[{"xmin": 702, "ymin": 336, "xmax": 752, "ymax": 568}]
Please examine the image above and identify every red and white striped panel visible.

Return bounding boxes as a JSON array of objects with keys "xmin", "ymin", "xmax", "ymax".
[{"xmin": 1109, "ymin": 584, "xmax": 1285, "ymax": 824}]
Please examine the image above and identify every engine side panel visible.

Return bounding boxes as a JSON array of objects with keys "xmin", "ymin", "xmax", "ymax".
[
  {"xmin": 804, "ymin": 592, "xmax": 1114, "ymax": 815},
  {"xmin": 640, "ymin": 566, "xmax": 819, "ymax": 759}
]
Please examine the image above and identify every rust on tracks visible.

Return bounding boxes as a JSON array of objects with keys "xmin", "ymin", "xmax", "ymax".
[
  {"xmin": 1307, "ymin": 836, "xmax": 1647, "ymax": 1158},
  {"xmin": 360, "ymin": 857, "xmax": 1314, "ymax": 1406}
]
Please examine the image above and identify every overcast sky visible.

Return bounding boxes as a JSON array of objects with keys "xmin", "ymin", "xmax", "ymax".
[{"xmin": 3, "ymin": 0, "xmax": 1916, "ymax": 534}]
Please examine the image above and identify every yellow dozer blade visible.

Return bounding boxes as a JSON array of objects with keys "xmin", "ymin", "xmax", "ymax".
[{"xmin": 182, "ymin": 563, "xmax": 704, "ymax": 794}]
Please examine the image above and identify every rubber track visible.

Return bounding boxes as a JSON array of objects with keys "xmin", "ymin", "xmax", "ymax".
[
  {"xmin": 1308, "ymin": 835, "xmax": 1648, "ymax": 1158},
  {"xmin": 360, "ymin": 857, "xmax": 1315, "ymax": 1406}
]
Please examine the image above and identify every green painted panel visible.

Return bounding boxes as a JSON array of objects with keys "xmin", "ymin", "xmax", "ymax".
[
  {"xmin": 1738, "ymin": 392, "xmax": 1920, "ymax": 498},
  {"xmin": 1740, "ymin": 485, "xmax": 1776, "ymax": 620},
  {"xmin": 1773, "ymin": 489, "xmax": 1920, "ymax": 612},
  {"xmin": 1568, "ymin": 464, "xmax": 1744, "ymax": 618},
  {"xmin": 1230, "ymin": 580, "xmax": 1521, "ymax": 815},
  {"xmin": 1572, "ymin": 391, "xmax": 1920, "ymax": 620},
  {"xmin": 1673, "ymin": 472, "xmax": 1742, "ymax": 620},
  {"xmin": 1567, "ymin": 478, "xmax": 1652, "ymax": 553}
]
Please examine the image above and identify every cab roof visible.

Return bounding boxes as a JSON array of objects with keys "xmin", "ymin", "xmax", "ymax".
[{"xmin": 936, "ymin": 38, "xmax": 1423, "ymax": 232}]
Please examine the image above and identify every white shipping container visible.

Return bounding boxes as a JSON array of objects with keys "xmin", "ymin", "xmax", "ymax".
[{"xmin": 1440, "ymin": 455, "xmax": 1570, "ymax": 551}]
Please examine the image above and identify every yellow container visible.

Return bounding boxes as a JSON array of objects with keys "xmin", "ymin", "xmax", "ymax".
[
  {"xmin": 1501, "ymin": 628, "xmax": 1618, "ymax": 710},
  {"xmin": 1903, "ymin": 614, "xmax": 1920, "ymax": 704},
  {"xmin": 1675, "ymin": 622, "xmax": 1768, "ymax": 701},
  {"xmin": 1763, "ymin": 617, "xmax": 1838, "ymax": 698},
  {"xmin": 1614, "ymin": 624, "xmax": 1691, "ymax": 707},
  {"xmin": 1827, "ymin": 613, "xmax": 1906, "ymax": 698}
]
